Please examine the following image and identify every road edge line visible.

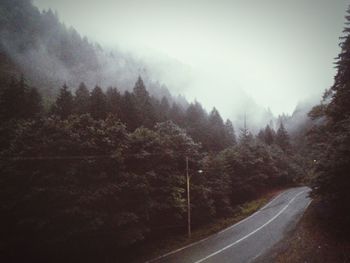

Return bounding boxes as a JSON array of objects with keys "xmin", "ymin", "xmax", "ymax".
[
  {"xmin": 193, "ymin": 190, "xmax": 308, "ymax": 263},
  {"xmin": 144, "ymin": 188, "xmax": 294, "ymax": 263}
]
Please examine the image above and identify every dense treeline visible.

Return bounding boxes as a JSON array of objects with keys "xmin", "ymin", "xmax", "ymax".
[
  {"xmin": 0, "ymin": 0, "xmax": 178, "ymax": 101},
  {"xmin": 0, "ymin": 76, "xmax": 299, "ymax": 262},
  {"xmin": 306, "ymin": 6, "xmax": 350, "ymax": 237}
]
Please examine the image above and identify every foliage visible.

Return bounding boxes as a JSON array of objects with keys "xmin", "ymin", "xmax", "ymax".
[
  {"xmin": 307, "ymin": 6, "xmax": 350, "ymax": 236},
  {"xmin": 0, "ymin": 74, "xmax": 299, "ymax": 262}
]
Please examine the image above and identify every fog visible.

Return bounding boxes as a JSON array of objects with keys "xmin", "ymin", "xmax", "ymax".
[{"xmin": 32, "ymin": 0, "xmax": 347, "ymax": 123}]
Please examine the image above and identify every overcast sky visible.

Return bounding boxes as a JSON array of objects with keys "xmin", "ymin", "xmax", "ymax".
[{"xmin": 33, "ymin": 0, "xmax": 348, "ymax": 116}]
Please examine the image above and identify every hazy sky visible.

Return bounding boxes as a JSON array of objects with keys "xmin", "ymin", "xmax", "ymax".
[{"xmin": 33, "ymin": 0, "xmax": 348, "ymax": 116}]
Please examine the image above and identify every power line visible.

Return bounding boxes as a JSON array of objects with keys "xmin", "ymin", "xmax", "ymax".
[{"xmin": 0, "ymin": 151, "xmax": 200, "ymax": 161}]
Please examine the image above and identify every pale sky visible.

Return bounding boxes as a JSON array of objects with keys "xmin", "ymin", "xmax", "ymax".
[{"xmin": 33, "ymin": 0, "xmax": 348, "ymax": 116}]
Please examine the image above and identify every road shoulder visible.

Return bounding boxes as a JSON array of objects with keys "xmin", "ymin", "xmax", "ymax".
[{"xmin": 254, "ymin": 200, "xmax": 350, "ymax": 263}]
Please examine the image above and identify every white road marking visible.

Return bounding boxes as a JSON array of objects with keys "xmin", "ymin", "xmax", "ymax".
[
  {"xmin": 145, "ymin": 189, "xmax": 292, "ymax": 263},
  {"xmin": 193, "ymin": 190, "xmax": 308, "ymax": 263},
  {"xmin": 145, "ymin": 188, "xmax": 306, "ymax": 263},
  {"xmin": 218, "ymin": 189, "xmax": 288, "ymax": 234}
]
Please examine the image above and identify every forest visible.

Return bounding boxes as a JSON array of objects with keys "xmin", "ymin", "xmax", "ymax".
[
  {"xmin": 0, "ymin": 74, "xmax": 299, "ymax": 262},
  {"xmin": 1, "ymin": 0, "xmax": 350, "ymax": 262}
]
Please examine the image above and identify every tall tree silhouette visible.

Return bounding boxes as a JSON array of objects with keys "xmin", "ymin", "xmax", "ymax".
[
  {"xmin": 74, "ymin": 82, "xmax": 90, "ymax": 114},
  {"xmin": 89, "ymin": 85, "xmax": 107, "ymax": 119},
  {"xmin": 52, "ymin": 83, "xmax": 74, "ymax": 119},
  {"xmin": 309, "ymin": 6, "xmax": 350, "ymax": 233},
  {"xmin": 132, "ymin": 76, "xmax": 156, "ymax": 128},
  {"xmin": 275, "ymin": 122, "xmax": 290, "ymax": 151},
  {"xmin": 106, "ymin": 87, "xmax": 121, "ymax": 116}
]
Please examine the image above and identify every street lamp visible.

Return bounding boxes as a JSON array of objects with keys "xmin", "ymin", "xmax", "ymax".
[{"xmin": 185, "ymin": 157, "xmax": 203, "ymax": 239}]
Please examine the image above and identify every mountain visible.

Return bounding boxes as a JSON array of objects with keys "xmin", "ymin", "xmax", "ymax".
[{"xmin": 0, "ymin": 0, "xmax": 183, "ymax": 102}]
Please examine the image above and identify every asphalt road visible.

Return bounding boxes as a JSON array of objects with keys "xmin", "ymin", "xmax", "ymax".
[{"xmin": 147, "ymin": 186, "xmax": 311, "ymax": 263}]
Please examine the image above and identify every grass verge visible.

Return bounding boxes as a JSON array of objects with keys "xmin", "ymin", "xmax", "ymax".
[{"xmin": 129, "ymin": 188, "xmax": 284, "ymax": 263}]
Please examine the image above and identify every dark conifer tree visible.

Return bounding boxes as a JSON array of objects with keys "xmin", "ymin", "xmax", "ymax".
[
  {"xmin": 120, "ymin": 91, "xmax": 139, "ymax": 130},
  {"xmin": 158, "ymin": 96, "xmax": 170, "ymax": 121},
  {"xmin": 106, "ymin": 87, "xmax": 121, "ymax": 116},
  {"xmin": 185, "ymin": 101, "xmax": 209, "ymax": 147},
  {"xmin": 224, "ymin": 119, "xmax": 237, "ymax": 146},
  {"xmin": 239, "ymin": 116, "xmax": 253, "ymax": 145},
  {"xmin": 0, "ymin": 76, "xmax": 42, "ymax": 120},
  {"xmin": 169, "ymin": 102, "xmax": 185, "ymax": 126},
  {"xmin": 328, "ymin": 6, "xmax": 350, "ymax": 122},
  {"xmin": 263, "ymin": 125, "xmax": 275, "ymax": 145},
  {"xmin": 208, "ymin": 107, "xmax": 226, "ymax": 152},
  {"xmin": 132, "ymin": 76, "xmax": 156, "ymax": 128},
  {"xmin": 275, "ymin": 122, "xmax": 290, "ymax": 151},
  {"xmin": 74, "ymin": 82, "xmax": 90, "ymax": 114},
  {"xmin": 133, "ymin": 76, "xmax": 149, "ymax": 104},
  {"xmin": 309, "ymin": 6, "xmax": 350, "ymax": 232},
  {"xmin": 89, "ymin": 85, "xmax": 107, "ymax": 119},
  {"xmin": 52, "ymin": 83, "xmax": 74, "ymax": 119}
]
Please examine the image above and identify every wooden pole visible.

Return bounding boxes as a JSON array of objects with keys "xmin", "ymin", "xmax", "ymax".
[{"xmin": 186, "ymin": 156, "xmax": 191, "ymax": 238}]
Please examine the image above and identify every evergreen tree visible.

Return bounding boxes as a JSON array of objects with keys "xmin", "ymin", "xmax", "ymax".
[
  {"xmin": 52, "ymin": 83, "xmax": 74, "ymax": 119},
  {"xmin": 207, "ymin": 107, "xmax": 226, "ymax": 152},
  {"xmin": 185, "ymin": 101, "xmax": 209, "ymax": 148},
  {"xmin": 106, "ymin": 86, "xmax": 121, "ymax": 116},
  {"xmin": 263, "ymin": 125, "xmax": 275, "ymax": 145},
  {"xmin": 328, "ymin": 6, "xmax": 350, "ymax": 122},
  {"xmin": 132, "ymin": 77, "xmax": 156, "ymax": 128},
  {"xmin": 239, "ymin": 115, "xmax": 253, "ymax": 145},
  {"xmin": 158, "ymin": 96, "xmax": 170, "ymax": 121},
  {"xmin": 309, "ymin": 6, "xmax": 350, "ymax": 234},
  {"xmin": 74, "ymin": 82, "xmax": 90, "ymax": 114},
  {"xmin": 224, "ymin": 119, "xmax": 237, "ymax": 146},
  {"xmin": 169, "ymin": 102, "xmax": 185, "ymax": 126},
  {"xmin": 133, "ymin": 76, "xmax": 149, "ymax": 104},
  {"xmin": 120, "ymin": 91, "xmax": 139, "ymax": 130},
  {"xmin": 0, "ymin": 76, "xmax": 42, "ymax": 120},
  {"xmin": 89, "ymin": 85, "xmax": 107, "ymax": 119},
  {"xmin": 275, "ymin": 122, "xmax": 290, "ymax": 151}
]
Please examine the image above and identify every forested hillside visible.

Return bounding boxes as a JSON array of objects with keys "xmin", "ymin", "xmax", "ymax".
[
  {"xmin": 0, "ymin": 0, "xmax": 178, "ymax": 100},
  {"xmin": 3, "ymin": 0, "xmax": 340, "ymax": 262},
  {"xmin": 0, "ymin": 72, "xmax": 301, "ymax": 261}
]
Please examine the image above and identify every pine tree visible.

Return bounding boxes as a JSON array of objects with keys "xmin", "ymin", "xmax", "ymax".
[
  {"xmin": 328, "ymin": 6, "xmax": 350, "ymax": 122},
  {"xmin": 52, "ymin": 83, "xmax": 74, "ymax": 119},
  {"xmin": 120, "ymin": 91, "xmax": 139, "ymax": 131},
  {"xmin": 106, "ymin": 87, "xmax": 121, "ymax": 116},
  {"xmin": 224, "ymin": 119, "xmax": 237, "ymax": 146},
  {"xmin": 90, "ymin": 85, "xmax": 107, "ymax": 119},
  {"xmin": 208, "ymin": 107, "xmax": 226, "ymax": 152},
  {"xmin": 185, "ymin": 101, "xmax": 209, "ymax": 148},
  {"xmin": 74, "ymin": 82, "xmax": 90, "ymax": 114},
  {"xmin": 275, "ymin": 122, "xmax": 290, "ymax": 151},
  {"xmin": 132, "ymin": 76, "xmax": 156, "ymax": 128},
  {"xmin": 309, "ymin": 6, "xmax": 350, "ymax": 232},
  {"xmin": 263, "ymin": 125, "xmax": 275, "ymax": 145},
  {"xmin": 133, "ymin": 76, "xmax": 149, "ymax": 104},
  {"xmin": 158, "ymin": 96, "xmax": 170, "ymax": 121},
  {"xmin": 239, "ymin": 114, "xmax": 252, "ymax": 145},
  {"xmin": 169, "ymin": 102, "xmax": 185, "ymax": 126},
  {"xmin": 0, "ymin": 76, "xmax": 42, "ymax": 120}
]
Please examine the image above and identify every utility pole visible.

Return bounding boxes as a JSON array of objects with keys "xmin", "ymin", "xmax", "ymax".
[{"xmin": 186, "ymin": 156, "xmax": 191, "ymax": 239}]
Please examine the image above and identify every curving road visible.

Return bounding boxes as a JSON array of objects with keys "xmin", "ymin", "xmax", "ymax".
[{"xmin": 147, "ymin": 186, "xmax": 311, "ymax": 263}]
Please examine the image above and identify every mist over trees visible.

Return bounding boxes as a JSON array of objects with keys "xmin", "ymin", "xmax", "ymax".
[
  {"xmin": 0, "ymin": 73, "xmax": 301, "ymax": 261},
  {"xmin": 0, "ymin": 0, "xmax": 179, "ymax": 102},
  {"xmin": 3, "ymin": 0, "xmax": 349, "ymax": 262}
]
